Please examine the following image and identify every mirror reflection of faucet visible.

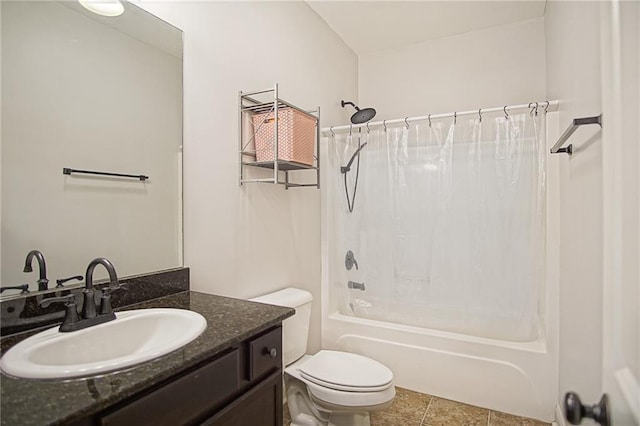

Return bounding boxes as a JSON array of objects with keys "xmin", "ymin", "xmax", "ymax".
[
  {"xmin": 0, "ymin": 284, "xmax": 29, "ymax": 295},
  {"xmin": 23, "ymin": 250, "xmax": 49, "ymax": 291},
  {"xmin": 345, "ymin": 250, "xmax": 358, "ymax": 270},
  {"xmin": 56, "ymin": 275, "xmax": 83, "ymax": 288}
]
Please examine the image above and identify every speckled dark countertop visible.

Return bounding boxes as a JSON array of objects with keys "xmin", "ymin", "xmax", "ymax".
[{"xmin": 0, "ymin": 291, "xmax": 294, "ymax": 426}]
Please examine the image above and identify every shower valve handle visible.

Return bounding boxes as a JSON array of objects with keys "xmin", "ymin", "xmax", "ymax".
[{"xmin": 345, "ymin": 251, "xmax": 358, "ymax": 271}]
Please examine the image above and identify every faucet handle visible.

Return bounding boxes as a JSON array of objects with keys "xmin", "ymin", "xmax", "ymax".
[
  {"xmin": 56, "ymin": 275, "xmax": 83, "ymax": 288},
  {"xmin": 0, "ymin": 284, "xmax": 30, "ymax": 294},
  {"xmin": 100, "ymin": 291, "xmax": 113, "ymax": 315},
  {"xmin": 39, "ymin": 294, "xmax": 76, "ymax": 308},
  {"xmin": 100, "ymin": 284, "xmax": 126, "ymax": 315},
  {"xmin": 39, "ymin": 294, "xmax": 80, "ymax": 329},
  {"xmin": 56, "ymin": 275, "xmax": 84, "ymax": 287},
  {"xmin": 104, "ymin": 283, "xmax": 127, "ymax": 294}
]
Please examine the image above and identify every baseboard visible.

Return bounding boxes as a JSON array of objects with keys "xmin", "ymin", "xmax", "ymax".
[{"xmin": 554, "ymin": 403, "xmax": 566, "ymax": 426}]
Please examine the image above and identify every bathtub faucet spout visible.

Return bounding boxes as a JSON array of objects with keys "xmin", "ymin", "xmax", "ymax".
[{"xmin": 348, "ymin": 281, "xmax": 365, "ymax": 291}]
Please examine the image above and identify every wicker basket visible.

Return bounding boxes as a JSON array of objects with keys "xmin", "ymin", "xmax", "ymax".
[{"xmin": 252, "ymin": 108, "xmax": 316, "ymax": 166}]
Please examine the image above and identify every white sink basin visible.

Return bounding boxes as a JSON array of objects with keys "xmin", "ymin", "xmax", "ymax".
[{"xmin": 0, "ymin": 308, "xmax": 207, "ymax": 379}]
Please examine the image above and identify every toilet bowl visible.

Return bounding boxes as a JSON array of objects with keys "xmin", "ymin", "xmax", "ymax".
[
  {"xmin": 250, "ymin": 288, "xmax": 395, "ymax": 426},
  {"xmin": 286, "ymin": 352, "xmax": 395, "ymax": 426}
]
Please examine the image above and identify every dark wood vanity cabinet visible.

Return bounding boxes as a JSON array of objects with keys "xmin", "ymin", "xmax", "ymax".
[{"xmin": 94, "ymin": 326, "xmax": 283, "ymax": 426}]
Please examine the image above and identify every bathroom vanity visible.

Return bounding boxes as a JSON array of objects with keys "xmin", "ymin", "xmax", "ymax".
[{"xmin": 0, "ymin": 291, "xmax": 294, "ymax": 426}]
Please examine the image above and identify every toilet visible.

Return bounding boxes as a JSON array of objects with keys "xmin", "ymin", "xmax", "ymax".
[{"xmin": 250, "ymin": 288, "xmax": 395, "ymax": 426}]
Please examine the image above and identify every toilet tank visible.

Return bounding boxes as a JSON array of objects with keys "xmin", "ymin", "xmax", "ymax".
[{"xmin": 250, "ymin": 288, "xmax": 313, "ymax": 366}]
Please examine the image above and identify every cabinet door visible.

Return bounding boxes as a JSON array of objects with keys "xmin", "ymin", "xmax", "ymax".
[
  {"xmin": 101, "ymin": 350, "xmax": 239, "ymax": 426},
  {"xmin": 204, "ymin": 370, "xmax": 283, "ymax": 426}
]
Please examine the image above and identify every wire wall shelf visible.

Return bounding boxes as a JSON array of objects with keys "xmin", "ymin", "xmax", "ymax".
[{"xmin": 239, "ymin": 84, "xmax": 320, "ymax": 189}]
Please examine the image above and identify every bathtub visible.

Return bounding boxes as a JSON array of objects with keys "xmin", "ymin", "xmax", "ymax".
[
  {"xmin": 319, "ymin": 115, "xmax": 561, "ymax": 423},
  {"xmin": 321, "ymin": 311, "xmax": 557, "ymax": 422}
]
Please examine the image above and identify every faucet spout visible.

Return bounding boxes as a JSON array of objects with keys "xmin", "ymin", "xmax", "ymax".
[
  {"xmin": 82, "ymin": 258, "xmax": 119, "ymax": 319},
  {"xmin": 23, "ymin": 250, "xmax": 48, "ymax": 291},
  {"xmin": 85, "ymin": 257, "xmax": 119, "ymax": 290},
  {"xmin": 348, "ymin": 280, "xmax": 366, "ymax": 291}
]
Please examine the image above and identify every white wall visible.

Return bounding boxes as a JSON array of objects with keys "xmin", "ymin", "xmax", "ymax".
[
  {"xmin": 1, "ymin": 2, "xmax": 182, "ymax": 289},
  {"xmin": 358, "ymin": 18, "xmax": 546, "ymax": 119},
  {"xmin": 138, "ymin": 1, "xmax": 358, "ymax": 353},
  {"xmin": 544, "ymin": 0, "xmax": 604, "ymax": 413}
]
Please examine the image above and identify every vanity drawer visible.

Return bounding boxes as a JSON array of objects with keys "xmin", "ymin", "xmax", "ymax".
[
  {"xmin": 248, "ymin": 326, "xmax": 282, "ymax": 381},
  {"xmin": 100, "ymin": 349, "xmax": 239, "ymax": 426}
]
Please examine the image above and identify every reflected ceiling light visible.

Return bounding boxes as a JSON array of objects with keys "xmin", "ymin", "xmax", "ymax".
[{"xmin": 78, "ymin": 0, "xmax": 125, "ymax": 17}]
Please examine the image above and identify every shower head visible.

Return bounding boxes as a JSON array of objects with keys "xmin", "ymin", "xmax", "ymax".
[{"xmin": 341, "ymin": 100, "xmax": 377, "ymax": 124}]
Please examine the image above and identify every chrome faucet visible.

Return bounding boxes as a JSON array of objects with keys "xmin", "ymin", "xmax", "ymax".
[{"xmin": 23, "ymin": 250, "xmax": 49, "ymax": 291}]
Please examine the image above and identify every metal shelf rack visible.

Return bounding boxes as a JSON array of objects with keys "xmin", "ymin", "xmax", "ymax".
[{"xmin": 238, "ymin": 84, "xmax": 320, "ymax": 189}]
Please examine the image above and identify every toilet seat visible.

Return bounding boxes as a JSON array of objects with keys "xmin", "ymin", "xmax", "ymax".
[
  {"xmin": 285, "ymin": 352, "xmax": 396, "ymax": 408},
  {"xmin": 298, "ymin": 350, "xmax": 393, "ymax": 392}
]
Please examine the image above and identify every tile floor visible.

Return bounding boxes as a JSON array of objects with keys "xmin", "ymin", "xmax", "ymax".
[{"xmin": 283, "ymin": 387, "xmax": 550, "ymax": 426}]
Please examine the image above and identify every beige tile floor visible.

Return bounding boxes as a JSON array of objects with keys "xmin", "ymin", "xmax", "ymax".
[{"xmin": 283, "ymin": 387, "xmax": 550, "ymax": 426}]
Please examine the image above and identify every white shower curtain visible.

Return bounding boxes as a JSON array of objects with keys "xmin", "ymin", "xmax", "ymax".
[{"xmin": 328, "ymin": 112, "xmax": 546, "ymax": 342}]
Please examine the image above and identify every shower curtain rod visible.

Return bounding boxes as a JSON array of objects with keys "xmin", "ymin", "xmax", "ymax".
[{"xmin": 321, "ymin": 100, "xmax": 559, "ymax": 135}]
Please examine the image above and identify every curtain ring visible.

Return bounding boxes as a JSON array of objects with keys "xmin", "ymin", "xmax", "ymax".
[
  {"xmin": 478, "ymin": 108, "xmax": 482, "ymax": 123},
  {"xmin": 534, "ymin": 102, "xmax": 539, "ymax": 116},
  {"xmin": 453, "ymin": 112, "xmax": 457, "ymax": 125},
  {"xmin": 428, "ymin": 114, "xmax": 432, "ymax": 127},
  {"xmin": 404, "ymin": 117, "xmax": 410, "ymax": 129},
  {"xmin": 366, "ymin": 122, "xmax": 370, "ymax": 134},
  {"xmin": 504, "ymin": 106, "xmax": 509, "ymax": 120},
  {"xmin": 543, "ymin": 100, "xmax": 550, "ymax": 113},
  {"xmin": 330, "ymin": 126, "xmax": 335, "ymax": 137},
  {"xmin": 528, "ymin": 102, "xmax": 535, "ymax": 116},
  {"xmin": 383, "ymin": 120, "xmax": 387, "ymax": 132}
]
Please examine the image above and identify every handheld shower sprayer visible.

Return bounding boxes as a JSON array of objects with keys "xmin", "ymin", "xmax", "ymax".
[
  {"xmin": 341, "ymin": 143, "xmax": 368, "ymax": 174},
  {"xmin": 339, "ymin": 100, "xmax": 377, "ymax": 213}
]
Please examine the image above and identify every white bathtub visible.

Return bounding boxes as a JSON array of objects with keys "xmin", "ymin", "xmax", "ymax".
[
  {"xmin": 321, "ymin": 311, "xmax": 557, "ymax": 423},
  {"xmin": 319, "ymin": 118, "xmax": 561, "ymax": 423}
]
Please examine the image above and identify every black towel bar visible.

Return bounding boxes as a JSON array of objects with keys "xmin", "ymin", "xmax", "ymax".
[
  {"xmin": 63, "ymin": 168, "xmax": 149, "ymax": 181},
  {"xmin": 550, "ymin": 114, "xmax": 602, "ymax": 155}
]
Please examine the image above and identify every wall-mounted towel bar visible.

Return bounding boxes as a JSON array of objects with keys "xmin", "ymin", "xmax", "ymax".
[
  {"xmin": 550, "ymin": 114, "xmax": 602, "ymax": 155},
  {"xmin": 63, "ymin": 168, "xmax": 149, "ymax": 181}
]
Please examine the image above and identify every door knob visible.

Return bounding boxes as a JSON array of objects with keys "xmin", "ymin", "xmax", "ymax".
[{"xmin": 564, "ymin": 392, "xmax": 610, "ymax": 426}]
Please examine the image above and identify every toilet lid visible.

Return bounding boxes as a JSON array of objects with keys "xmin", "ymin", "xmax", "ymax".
[{"xmin": 299, "ymin": 350, "xmax": 393, "ymax": 392}]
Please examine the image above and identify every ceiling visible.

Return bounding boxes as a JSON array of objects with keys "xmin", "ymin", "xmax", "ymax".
[
  {"xmin": 62, "ymin": 0, "xmax": 183, "ymax": 58},
  {"xmin": 306, "ymin": 0, "xmax": 547, "ymax": 55}
]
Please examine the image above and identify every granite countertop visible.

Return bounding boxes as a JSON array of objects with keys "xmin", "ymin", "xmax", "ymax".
[{"xmin": 0, "ymin": 291, "xmax": 294, "ymax": 426}]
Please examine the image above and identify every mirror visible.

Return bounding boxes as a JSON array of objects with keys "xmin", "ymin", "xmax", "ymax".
[{"xmin": 1, "ymin": 1, "xmax": 183, "ymax": 297}]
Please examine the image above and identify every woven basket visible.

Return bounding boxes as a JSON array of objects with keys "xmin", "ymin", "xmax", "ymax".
[{"xmin": 252, "ymin": 108, "xmax": 316, "ymax": 166}]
